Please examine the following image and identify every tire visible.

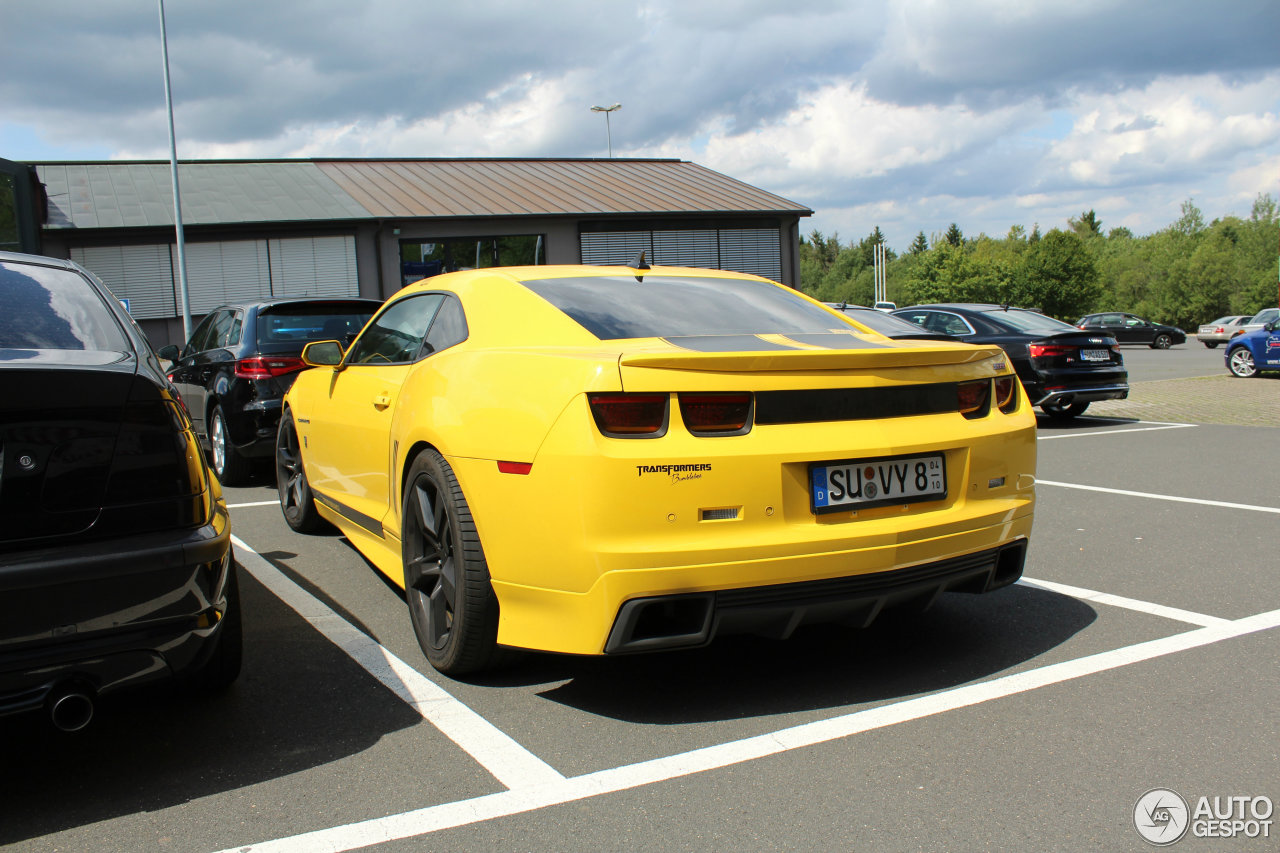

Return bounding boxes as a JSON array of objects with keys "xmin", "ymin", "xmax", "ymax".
[
  {"xmin": 1228, "ymin": 348, "xmax": 1258, "ymax": 378},
  {"xmin": 401, "ymin": 450, "xmax": 500, "ymax": 676},
  {"xmin": 1203, "ymin": 341, "xmax": 1218, "ymax": 349},
  {"xmin": 1150, "ymin": 334, "xmax": 1173, "ymax": 349},
  {"xmin": 276, "ymin": 409, "xmax": 328, "ymax": 533},
  {"xmin": 209, "ymin": 405, "xmax": 252, "ymax": 485},
  {"xmin": 189, "ymin": 560, "xmax": 243, "ymax": 694},
  {"xmin": 1040, "ymin": 401, "xmax": 1090, "ymax": 420}
]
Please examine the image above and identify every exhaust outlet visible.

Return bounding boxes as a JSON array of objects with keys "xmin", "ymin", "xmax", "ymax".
[{"xmin": 48, "ymin": 685, "xmax": 95, "ymax": 732}]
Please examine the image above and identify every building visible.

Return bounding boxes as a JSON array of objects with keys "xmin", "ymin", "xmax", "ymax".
[{"xmin": 16, "ymin": 158, "xmax": 811, "ymax": 347}]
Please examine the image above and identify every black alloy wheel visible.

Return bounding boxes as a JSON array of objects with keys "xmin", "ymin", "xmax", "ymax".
[
  {"xmin": 1228, "ymin": 348, "xmax": 1258, "ymax": 378},
  {"xmin": 1040, "ymin": 400, "xmax": 1090, "ymax": 420},
  {"xmin": 187, "ymin": 560, "xmax": 243, "ymax": 694},
  {"xmin": 402, "ymin": 450, "xmax": 500, "ymax": 675},
  {"xmin": 1151, "ymin": 333, "xmax": 1173, "ymax": 349},
  {"xmin": 275, "ymin": 410, "xmax": 327, "ymax": 533},
  {"xmin": 210, "ymin": 405, "xmax": 252, "ymax": 485}
]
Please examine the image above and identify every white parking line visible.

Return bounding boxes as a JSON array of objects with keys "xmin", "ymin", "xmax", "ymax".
[
  {"xmin": 218, "ymin": 605, "xmax": 1280, "ymax": 853},
  {"xmin": 1036, "ymin": 480, "xmax": 1280, "ymax": 514},
  {"xmin": 227, "ymin": 500, "xmax": 282, "ymax": 509},
  {"xmin": 231, "ymin": 537, "xmax": 565, "ymax": 791},
  {"xmin": 1019, "ymin": 577, "xmax": 1228, "ymax": 627},
  {"xmin": 1037, "ymin": 422, "xmax": 1195, "ymax": 440}
]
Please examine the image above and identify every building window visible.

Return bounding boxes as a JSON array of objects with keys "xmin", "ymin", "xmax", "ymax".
[{"xmin": 400, "ymin": 235, "xmax": 545, "ymax": 287}]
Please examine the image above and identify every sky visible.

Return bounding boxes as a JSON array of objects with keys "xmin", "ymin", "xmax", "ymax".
[{"xmin": 2, "ymin": 0, "xmax": 1278, "ymax": 251}]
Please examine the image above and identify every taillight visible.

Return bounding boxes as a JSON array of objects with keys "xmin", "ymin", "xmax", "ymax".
[
  {"xmin": 957, "ymin": 379, "xmax": 991, "ymax": 419},
  {"xmin": 994, "ymin": 375, "xmax": 1018, "ymax": 413},
  {"xmin": 588, "ymin": 393, "xmax": 669, "ymax": 437},
  {"xmin": 1028, "ymin": 344, "xmax": 1074, "ymax": 359},
  {"xmin": 678, "ymin": 393, "xmax": 752, "ymax": 435},
  {"xmin": 235, "ymin": 356, "xmax": 306, "ymax": 379}
]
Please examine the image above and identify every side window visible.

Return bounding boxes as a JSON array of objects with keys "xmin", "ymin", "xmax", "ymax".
[
  {"xmin": 184, "ymin": 313, "xmax": 219, "ymax": 356},
  {"xmin": 1124, "ymin": 315, "xmax": 1143, "ymax": 327},
  {"xmin": 227, "ymin": 311, "xmax": 243, "ymax": 347},
  {"xmin": 423, "ymin": 295, "xmax": 468, "ymax": 355},
  {"xmin": 347, "ymin": 294, "xmax": 445, "ymax": 365},
  {"xmin": 936, "ymin": 313, "xmax": 973, "ymax": 336},
  {"xmin": 208, "ymin": 311, "xmax": 234, "ymax": 349},
  {"xmin": 1100, "ymin": 314, "xmax": 1123, "ymax": 327}
]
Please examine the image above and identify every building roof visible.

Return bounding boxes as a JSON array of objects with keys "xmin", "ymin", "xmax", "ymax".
[{"xmin": 34, "ymin": 158, "xmax": 811, "ymax": 231}]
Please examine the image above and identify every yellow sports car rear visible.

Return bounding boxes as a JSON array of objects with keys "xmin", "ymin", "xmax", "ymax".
[{"xmin": 278, "ymin": 263, "xmax": 1036, "ymax": 674}]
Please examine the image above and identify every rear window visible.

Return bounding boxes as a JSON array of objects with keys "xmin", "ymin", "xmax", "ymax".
[
  {"xmin": 982, "ymin": 308, "xmax": 1078, "ymax": 334},
  {"xmin": 520, "ymin": 275, "xmax": 841, "ymax": 340},
  {"xmin": 257, "ymin": 304, "xmax": 378, "ymax": 345},
  {"xmin": 0, "ymin": 260, "xmax": 128, "ymax": 351}
]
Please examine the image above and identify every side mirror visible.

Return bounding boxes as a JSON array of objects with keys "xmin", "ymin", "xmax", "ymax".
[
  {"xmin": 1266, "ymin": 321, "xmax": 1277, "ymax": 332},
  {"xmin": 157, "ymin": 344, "xmax": 180, "ymax": 361},
  {"xmin": 301, "ymin": 340, "xmax": 344, "ymax": 368}
]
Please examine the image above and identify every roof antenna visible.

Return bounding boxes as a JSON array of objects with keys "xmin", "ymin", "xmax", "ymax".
[{"xmin": 629, "ymin": 250, "xmax": 650, "ymax": 281}]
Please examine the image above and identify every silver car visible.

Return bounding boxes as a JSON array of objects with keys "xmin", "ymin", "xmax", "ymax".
[
  {"xmin": 1236, "ymin": 307, "xmax": 1280, "ymax": 339},
  {"xmin": 1195, "ymin": 315, "xmax": 1250, "ymax": 348}
]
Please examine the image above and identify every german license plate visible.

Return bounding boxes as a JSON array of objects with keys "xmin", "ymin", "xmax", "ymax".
[
  {"xmin": 810, "ymin": 452, "xmax": 946, "ymax": 514},
  {"xmin": 1081, "ymin": 349, "xmax": 1110, "ymax": 361}
]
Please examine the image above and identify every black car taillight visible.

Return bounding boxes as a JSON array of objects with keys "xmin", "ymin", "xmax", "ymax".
[
  {"xmin": 956, "ymin": 379, "xmax": 991, "ymax": 419},
  {"xmin": 102, "ymin": 393, "xmax": 212, "ymax": 530},
  {"xmin": 678, "ymin": 393, "xmax": 753, "ymax": 435},
  {"xmin": 588, "ymin": 393, "xmax": 669, "ymax": 437},
  {"xmin": 1028, "ymin": 343, "xmax": 1074, "ymax": 359},
  {"xmin": 994, "ymin": 375, "xmax": 1019, "ymax": 413},
  {"xmin": 235, "ymin": 356, "xmax": 306, "ymax": 379}
]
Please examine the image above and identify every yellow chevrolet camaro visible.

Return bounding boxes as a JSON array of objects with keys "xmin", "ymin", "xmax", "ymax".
[{"xmin": 276, "ymin": 262, "xmax": 1036, "ymax": 675}]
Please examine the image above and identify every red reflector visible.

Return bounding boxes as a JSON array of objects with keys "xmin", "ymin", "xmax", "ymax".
[
  {"xmin": 1028, "ymin": 344, "xmax": 1073, "ymax": 359},
  {"xmin": 588, "ymin": 393, "xmax": 668, "ymax": 436},
  {"xmin": 497, "ymin": 461, "xmax": 532, "ymax": 475},
  {"xmin": 235, "ymin": 356, "xmax": 306, "ymax": 379},
  {"xmin": 678, "ymin": 393, "xmax": 752, "ymax": 434},
  {"xmin": 957, "ymin": 379, "xmax": 990, "ymax": 417}
]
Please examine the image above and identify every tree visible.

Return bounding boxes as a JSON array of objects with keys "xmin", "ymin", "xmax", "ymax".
[
  {"xmin": 1022, "ymin": 230, "xmax": 1101, "ymax": 318},
  {"xmin": 944, "ymin": 223, "xmax": 964, "ymax": 247},
  {"xmin": 908, "ymin": 231, "xmax": 929, "ymax": 254},
  {"xmin": 1068, "ymin": 209, "xmax": 1102, "ymax": 238}
]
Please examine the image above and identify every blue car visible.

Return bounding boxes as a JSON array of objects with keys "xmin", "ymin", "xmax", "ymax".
[{"xmin": 1224, "ymin": 318, "xmax": 1280, "ymax": 377}]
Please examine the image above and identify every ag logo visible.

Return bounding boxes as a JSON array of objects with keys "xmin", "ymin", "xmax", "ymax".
[{"xmin": 1134, "ymin": 788, "xmax": 1190, "ymax": 845}]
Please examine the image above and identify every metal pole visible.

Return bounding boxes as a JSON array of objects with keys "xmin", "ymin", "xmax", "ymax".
[
  {"xmin": 605, "ymin": 111, "xmax": 613, "ymax": 158},
  {"xmin": 159, "ymin": 0, "xmax": 192, "ymax": 341}
]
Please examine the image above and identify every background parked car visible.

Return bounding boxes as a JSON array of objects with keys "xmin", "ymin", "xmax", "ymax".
[
  {"xmin": 893, "ymin": 303, "xmax": 1128, "ymax": 419},
  {"xmin": 825, "ymin": 303, "xmax": 948, "ymax": 340},
  {"xmin": 1235, "ymin": 307, "xmax": 1280, "ymax": 338},
  {"xmin": 1195, "ymin": 315, "xmax": 1251, "ymax": 348},
  {"xmin": 1074, "ymin": 312, "xmax": 1186, "ymax": 348},
  {"xmin": 159, "ymin": 297, "xmax": 380, "ymax": 485},
  {"xmin": 0, "ymin": 251, "xmax": 238, "ymax": 731},
  {"xmin": 1223, "ymin": 319, "xmax": 1280, "ymax": 377}
]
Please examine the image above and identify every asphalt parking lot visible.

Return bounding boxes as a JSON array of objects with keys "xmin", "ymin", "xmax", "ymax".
[{"xmin": 4, "ymin": 343, "xmax": 1277, "ymax": 852}]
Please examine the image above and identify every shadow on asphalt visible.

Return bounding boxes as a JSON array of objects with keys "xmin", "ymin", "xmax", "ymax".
[
  {"xmin": 480, "ymin": 584, "xmax": 1097, "ymax": 724},
  {"xmin": 0, "ymin": 571, "xmax": 422, "ymax": 845}
]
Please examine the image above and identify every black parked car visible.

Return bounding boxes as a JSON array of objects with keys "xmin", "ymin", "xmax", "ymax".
[
  {"xmin": 0, "ymin": 251, "xmax": 238, "ymax": 730},
  {"xmin": 1075, "ymin": 312, "xmax": 1186, "ymax": 348},
  {"xmin": 892, "ymin": 304, "xmax": 1129, "ymax": 419},
  {"xmin": 159, "ymin": 298, "xmax": 380, "ymax": 485}
]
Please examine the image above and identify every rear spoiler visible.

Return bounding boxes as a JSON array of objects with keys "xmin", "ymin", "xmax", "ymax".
[{"xmin": 619, "ymin": 344, "xmax": 1004, "ymax": 373}]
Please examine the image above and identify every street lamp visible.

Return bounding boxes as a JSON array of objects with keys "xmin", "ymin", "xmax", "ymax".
[{"xmin": 590, "ymin": 103, "xmax": 621, "ymax": 157}]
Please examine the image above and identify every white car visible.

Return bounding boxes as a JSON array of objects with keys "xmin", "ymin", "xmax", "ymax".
[
  {"xmin": 1195, "ymin": 315, "xmax": 1250, "ymax": 348},
  {"xmin": 873, "ymin": 301, "xmax": 897, "ymax": 312},
  {"xmin": 1237, "ymin": 308, "xmax": 1280, "ymax": 338}
]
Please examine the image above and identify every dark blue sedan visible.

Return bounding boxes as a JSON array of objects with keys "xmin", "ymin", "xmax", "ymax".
[{"xmin": 1224, "ymin": 318, "xmax": 1280, "ymax": 377}]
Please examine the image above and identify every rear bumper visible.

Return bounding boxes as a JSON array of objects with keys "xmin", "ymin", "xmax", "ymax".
[
  {"xmin": 1034, "ymin": 384, "xmax": 1129, "ymax": 407},
  {"xmin": 604, "ymin": 540, "xmax": 1028, "ymax": 653},
  {"xmin": 0, "ymin": 500, "xmax": 233, "ymax": 716}
]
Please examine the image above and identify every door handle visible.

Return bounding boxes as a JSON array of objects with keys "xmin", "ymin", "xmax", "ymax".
[{"xmin": 373, "ymin": 393, "xmax": 391, "ymax": 409}]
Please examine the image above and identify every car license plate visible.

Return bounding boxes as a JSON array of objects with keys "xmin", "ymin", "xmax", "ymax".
[
  {"xmin": 1081, "ymin": 349, "xmax": 1110, "ymax": 361},
  {"xmin": 810, "ymin": 452, "xmax": 946, "ymax": 514}
]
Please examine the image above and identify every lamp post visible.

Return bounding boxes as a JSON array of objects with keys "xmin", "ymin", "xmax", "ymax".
[{"xmin": 589, "ymin": 103, "xmax": 621, "ymax": 157}]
